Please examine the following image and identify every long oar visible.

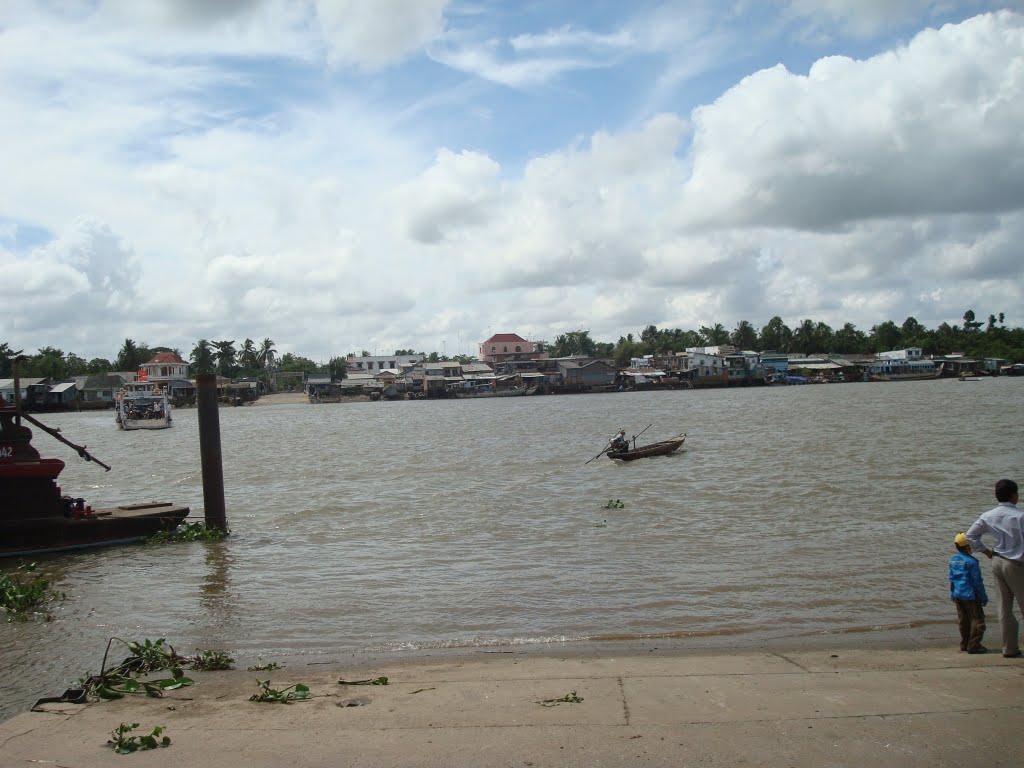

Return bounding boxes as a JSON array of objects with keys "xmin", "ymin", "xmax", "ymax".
[
  {"xmin": 631, "ymin": 423, "xmax": 652, "ymax": 448},
  {"xmin": 584, "ymin": 438, "xmax": 615, "ymax": 465}
]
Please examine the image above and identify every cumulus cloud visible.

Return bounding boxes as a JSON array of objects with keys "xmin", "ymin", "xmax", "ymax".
[
  {"xmin": 314, "ymin": 0, "xmax": 448, "ymax": 69},
  {"xmin": 678, "ymin": 11, "xmax": 1024, "ymax": 231},
  {"xmin": 1, "ymin": 4, "xmax": 1022, "ymax": 361},
  {"xmin": 0, "ymin": 218, "xmax": 141, "ymax": 345},
  {"xmin": 394, "ymin": 149, "xmax": 501, "ymax": 244}
]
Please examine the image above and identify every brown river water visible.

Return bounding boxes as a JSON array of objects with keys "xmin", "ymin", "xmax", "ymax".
[{"xmin": 2, "ymin": 379, "xmax": 1023, "ymax": 720}]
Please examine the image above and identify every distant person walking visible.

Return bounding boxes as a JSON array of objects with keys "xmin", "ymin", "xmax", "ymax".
[
  {"xmin": 949, "ymin": 532, "xmax": 988, "ymax": 653},
  {"xmin": 965, "ymin": 479, "xmax": 1024, "ymax": 658}
]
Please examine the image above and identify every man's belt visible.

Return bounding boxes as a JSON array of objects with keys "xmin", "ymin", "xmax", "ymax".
[{"xmin": 994, "ymin": 553, "xmax": 1024, "ymax": 564}]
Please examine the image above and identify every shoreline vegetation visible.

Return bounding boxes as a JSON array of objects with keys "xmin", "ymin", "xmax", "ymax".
[{"xmin": 3, "ymin": 309, "xmax": 1024, "ymax": 386}]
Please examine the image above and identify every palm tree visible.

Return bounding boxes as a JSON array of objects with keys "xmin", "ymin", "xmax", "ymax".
[
  {"xmin": 759, "ymin": 316, "xmax": 791, "ymax": 352},
  {"xmin": 116, "ymin": 338, "xmax": 144, "ymax": 372},
  {"xmin": 698, "ymin": 323, "xmax": 729, "ymax": 346},
  {"xmin": 834, "ymin": 323, "xmax": 866, "ymax": 354},
  {"xmin": 730, "ymin": 320, "xmax": 757, "ymax": 350},
  {"xmin": 791, "ymin": 319, "xmax": 817, "ymax": 355},
  {"xmin": 212, "ymin": 340, "xmax": 237, "ymax": 378},
  {"xmin": 239, "ymin": 338, "xmax": 258, "ymax": 371},
  {"xmin": 190, "ymin": 339, "xmax": 215, "ymax": 375},
  {"xmin": 258, "ymin": 338, "xmax": 276, "ymax": 369}
]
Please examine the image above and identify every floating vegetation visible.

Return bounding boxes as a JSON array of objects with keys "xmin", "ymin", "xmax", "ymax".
[
  {"xmin": 603, "ymin": 499, "xmax": 625, "ymax": 509},
  {"xmin": 108, "ymin": 722, "xmax": 171, "ymax": 754},
  {"xmin": 1, "ymin": 562, "xmax": 64, "ymax": 621},
  {"xmin": 249, "ymin": 679, "xmax": 311, "ymax": 703},
  {"xmin": 76, "ymin": 638, "xmax": 201, "ymax": 701},
  {"xmin": 120, "ymin": 638, "xmax": 182, "ymax": 675},
  {"xmin": 189, "ymin": 649, "xmax": 235, "ymax": 671},
  {"xmin": 247, "ymin": 660, "xmax": 281, "ymax": 672},
  {"xmin": 537, "ymin": 690, "xmax": 584, "ymax": 707},
  {"xmin": 78, "ymin": 670, "xmax": 193, "ymax": 702},
  {"xmin": 594, "ymin": 519, "xmax": 607, "ymax": 528},
  {"xmin": 146, "ymin": 521, "xmax": 229, "ymax": 545},
  {"xmin": 338, "ymin": 676, "xmax": 389, "ymax": 686}
]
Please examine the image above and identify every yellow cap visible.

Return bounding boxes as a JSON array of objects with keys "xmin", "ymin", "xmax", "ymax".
[{"xmin": 954, "ymin": 532, "xmax": 970, "ymax": 548}]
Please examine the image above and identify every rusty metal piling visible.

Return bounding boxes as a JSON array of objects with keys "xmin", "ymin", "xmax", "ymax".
[{"xmin": 196, "ymin": 374, "xmax": 228, "ymax": 531}]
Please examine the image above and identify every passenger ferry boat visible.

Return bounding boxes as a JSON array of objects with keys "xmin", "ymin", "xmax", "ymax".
[{"xmin": 115, "ymin": 379, "xmax": 172, "ymax": 430}]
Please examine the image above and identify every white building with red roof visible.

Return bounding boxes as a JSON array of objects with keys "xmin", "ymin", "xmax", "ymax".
[{"xmin": 140, "ymin": 352, "xmax": 190, "ymax": 386}]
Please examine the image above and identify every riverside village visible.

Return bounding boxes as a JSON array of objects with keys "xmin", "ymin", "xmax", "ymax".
[{"xmin": 3, "ymin": 332, "xmax": 1022, "ymax": 412}]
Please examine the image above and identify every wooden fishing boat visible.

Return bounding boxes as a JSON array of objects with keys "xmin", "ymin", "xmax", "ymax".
[
  {"xmin": 453, "ymin": 385, "xmax": 538, "ymax": 399},
  {"xmin": 866, "ymin": 360, "xmax": 943, "ymax": 382},
  {"xmin": 607, "ymin": 434, "xmax": 686, "ymax": 461},
  {"xmin": 1, "ymin": 400, "xmax": 189, "ymax": 557}
]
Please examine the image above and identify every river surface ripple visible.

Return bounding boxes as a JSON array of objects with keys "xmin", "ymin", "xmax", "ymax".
[{"xmin": 2, "ymin": 379, "xmax": 1023, "ymax": 719}]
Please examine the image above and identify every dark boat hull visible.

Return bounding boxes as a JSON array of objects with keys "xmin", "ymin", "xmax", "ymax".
[
  {"xmin": 0, "ymin": 503, "xmax": 190, "ymax": 557},
  {"xmin": 608, "ymin": 435, "xmax": 686, "ymax": 461},
  {"xmin": 2, "ymin": 402, "xmax": 190, "ymax": 557}
]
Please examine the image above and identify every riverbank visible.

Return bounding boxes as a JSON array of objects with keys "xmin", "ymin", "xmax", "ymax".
[
  {"xmin": 3, "ymin": 639, "xmax": 1021, "ymax": 768},
  {"xmin": 251, "ymin": 391, "xmax": 309, "ymax": 405}
]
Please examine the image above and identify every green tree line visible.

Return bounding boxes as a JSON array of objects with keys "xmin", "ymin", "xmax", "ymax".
[
  {"xmin": 550, "ymin": 310, "xmax": 1023, "ymax": 367},
  {"xmin": 3, "ymin": 309, "xmax": 1022, "ymax": 381}
]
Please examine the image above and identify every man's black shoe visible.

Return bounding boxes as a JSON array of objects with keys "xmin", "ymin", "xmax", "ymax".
[
  {"xmin": 1003, "ymin": 650, "xmax": 1022, "ymax": 658},
  {"xmin": 967, "ymin": 647, "xmax": 988, "ymax": 654}
]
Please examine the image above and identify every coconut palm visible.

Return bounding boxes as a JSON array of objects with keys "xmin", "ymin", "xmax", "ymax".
[
  {"xmin": 212, "ymin": 340, "xmax": 237, "ymax": 378},
  {"xmin": 239, "ymin": 339, "xmax": 259, "ymax": 371},
  {"xmin": 115, "ymin": 338, "xmax": 146, "ymax": 372},
  {"xmin": 190, "ymin": 339, "xmax": 215, "ymax": 375},
  {"xmin": 258, "ymin": 337, "xmax": 276, "ymax": 369},
  {"xmin": 730, "ymin": 320, "xmax": 757, "ymax": 350}
]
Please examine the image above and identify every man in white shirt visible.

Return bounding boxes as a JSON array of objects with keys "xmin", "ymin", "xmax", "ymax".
[{"xmin": 966, "ymin": 479, "xmax": 1024, "ymax": 658}]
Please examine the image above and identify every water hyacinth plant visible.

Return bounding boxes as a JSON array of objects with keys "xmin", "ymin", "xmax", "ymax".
[
  {"xmin": 1, "ymin": 562, "xmax": 64, "ymax": 621},
  {"xmin": 108, "ymin": 722, "xmax": 171, "ymax": 754}
]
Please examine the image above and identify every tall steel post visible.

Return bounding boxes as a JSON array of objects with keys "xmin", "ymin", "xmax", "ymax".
[{"xmin": 196, "ymin": 374, "xmax": 228, "ymax": 531}]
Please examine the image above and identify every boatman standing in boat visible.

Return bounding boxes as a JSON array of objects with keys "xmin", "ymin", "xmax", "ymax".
[{"xmin": 610, "ymin": 429, "xmax": 629, "ymax": 452}]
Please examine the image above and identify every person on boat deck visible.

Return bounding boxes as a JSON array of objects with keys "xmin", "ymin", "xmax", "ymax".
[{"xmin": 610, "ymin": 429, "xmax": 629, "ymax": 451}]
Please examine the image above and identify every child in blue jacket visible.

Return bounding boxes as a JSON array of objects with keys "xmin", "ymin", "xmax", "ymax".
[{"xmin": 950, "ymin": 532, "xmax": 988, "ymax": 653}]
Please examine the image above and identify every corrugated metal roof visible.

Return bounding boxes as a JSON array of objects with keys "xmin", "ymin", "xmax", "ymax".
[{"xmin": 789, "ymin": 362, "xmax": 840, "ymax": 370}]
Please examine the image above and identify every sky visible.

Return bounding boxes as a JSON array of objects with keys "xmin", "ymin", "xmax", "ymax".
[{"xmin": 2, "ymin": 0, "xmax": 1024, "ymax": 362}]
